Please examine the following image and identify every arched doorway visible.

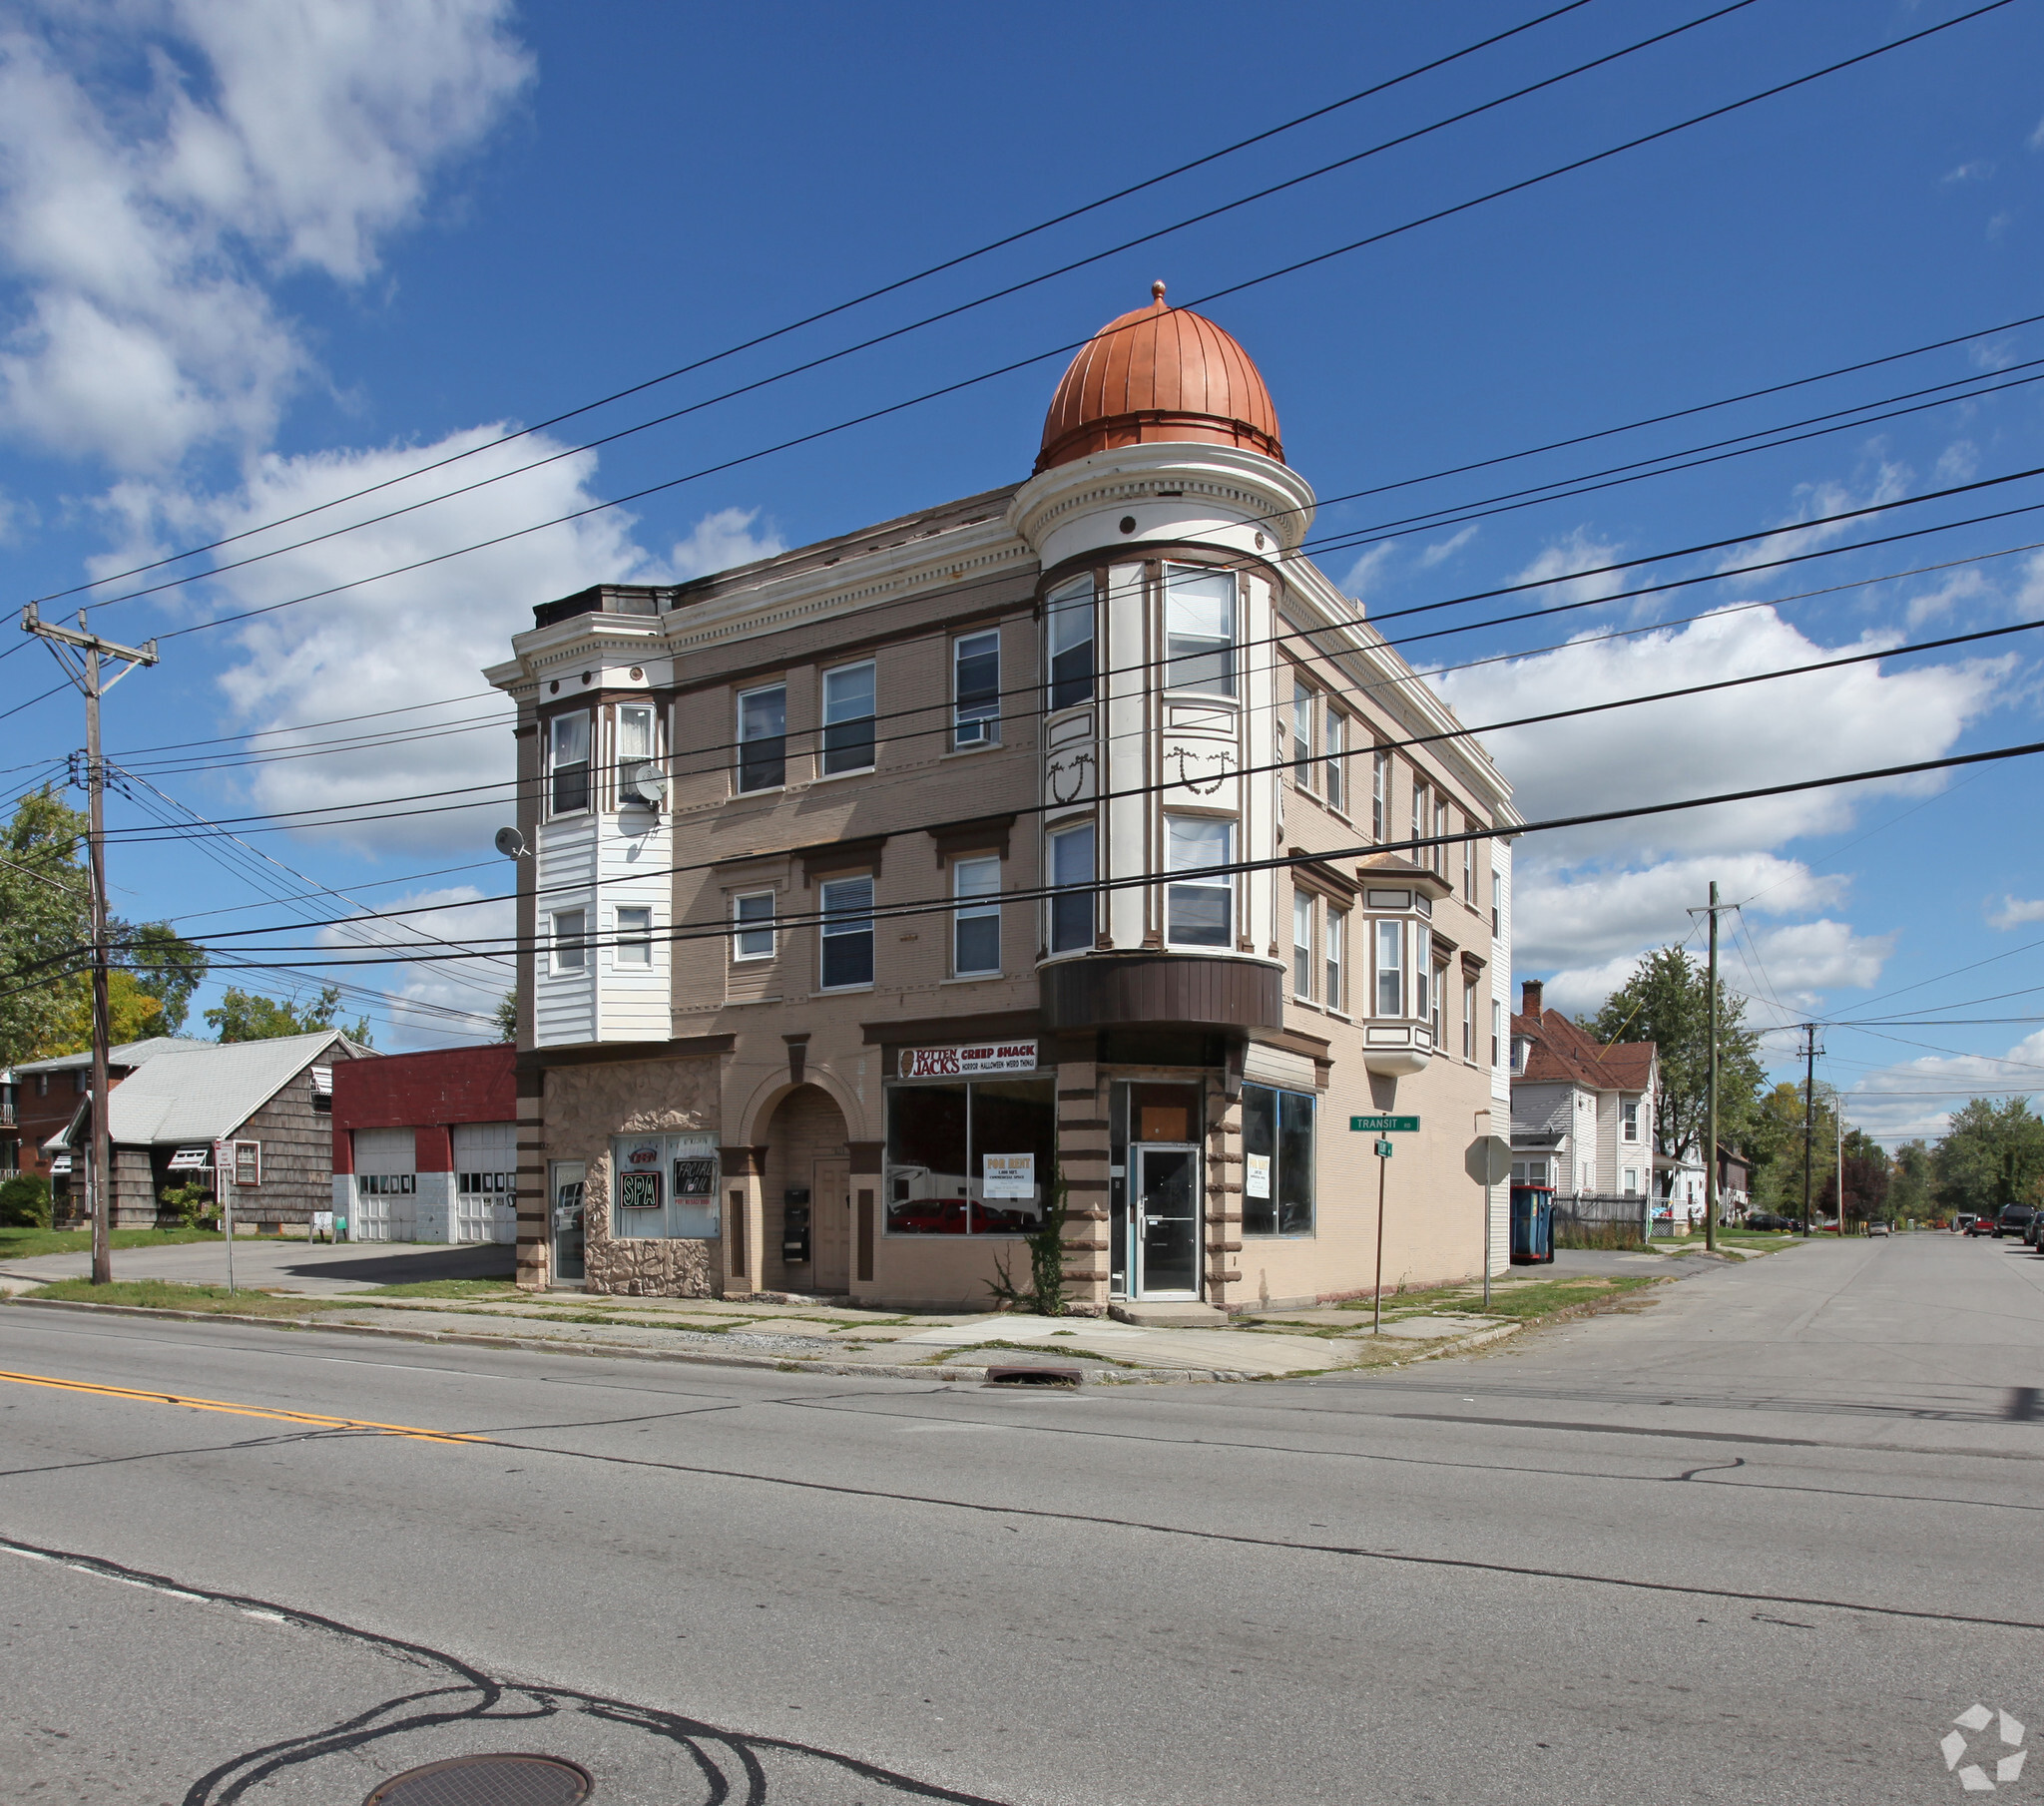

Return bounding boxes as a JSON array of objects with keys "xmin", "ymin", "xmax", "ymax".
[{"xmin": 762, "ymin": 1085, "xmax": 851, "ymax": 1294}]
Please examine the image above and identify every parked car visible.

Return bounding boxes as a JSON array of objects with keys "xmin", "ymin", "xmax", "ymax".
[
  {"xmin": 1745, "ymin": 1211, "xmax": 1796, "ymax": 1232},
  {"xmin": 1866, "ymin": 1219, "xmax": 1891, "ymax": 1237},
  {"xmin": 1955, "ymin": 1214, "xmax": 1977, "ymax": 1234},
  {"xmin": 1995, "ymin": 1204, "xmax": 2037, "ymax": 1239},
  {"xmin": 1965, "ymin": 1214, "xmax": 1997, "ymax": 1237},
  {"xmin": 2024, "ymin": 1213, "xmax": 2044, "ymax": 1249}
]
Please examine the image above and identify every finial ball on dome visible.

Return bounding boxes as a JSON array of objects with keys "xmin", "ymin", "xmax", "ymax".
[{"xmin": 1152, "ymin": 279, "xmax": 1167, "ymax": 302}]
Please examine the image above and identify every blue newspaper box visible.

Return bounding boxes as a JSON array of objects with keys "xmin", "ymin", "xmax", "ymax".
[{"xmin": 1510, "ymin": 1184, "xmax": 1555, "ymax": 1265}]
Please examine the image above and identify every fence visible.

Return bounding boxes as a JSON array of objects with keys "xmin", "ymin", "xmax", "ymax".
[{"xmin": 1553, "ymin": 1192, "xmax": 1653, "ymax": 1250}]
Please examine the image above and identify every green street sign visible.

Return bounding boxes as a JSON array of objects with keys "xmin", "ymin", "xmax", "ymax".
[
  {"xmin": 1350, "ymin": 1115, "xmax": 1419, "ymax": 1133},
  {"xmin": 1374, "ymin": 1138, "xmax": 1394, "ymax": 1158}
]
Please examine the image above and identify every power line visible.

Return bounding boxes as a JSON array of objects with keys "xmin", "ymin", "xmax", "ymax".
[
  {"xmin": 83, "ymin": 3, "xmax": 2013, "ymax": 652},
  {"xmin": 38, "ymin": 0, "xmax": 1606, "ymax": 612}
]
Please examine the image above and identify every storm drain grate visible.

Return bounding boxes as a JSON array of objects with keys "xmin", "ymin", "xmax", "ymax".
[
  {"xmin": 985, "ymin": 1364, "xmax": 1084, "ymax": 1387},
  {"xmin": 364, "ymin": 1753, "xmax": 593, "ymax": 1806}
]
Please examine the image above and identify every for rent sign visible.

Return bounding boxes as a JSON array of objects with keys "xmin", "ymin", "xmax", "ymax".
[{"xmin": 899, "ymin": 1041, "xmax": 1038, "ymax": 1079}]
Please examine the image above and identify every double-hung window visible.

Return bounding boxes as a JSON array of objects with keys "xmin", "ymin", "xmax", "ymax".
[
  {"xmin": 1372, "ymin": 748, "xmax": 1390, "ymax": 841},
  {"xmin": 1622, "ymin": 1100, "xmax": 1640, "ymax": 1142},
  {"xmin": 551, "ymin": 909, "xmax": 587, "ymax": 974},
  {"xmin": 1429, "ymin": 954, "xmax": 1448, "ymax": 1046},
  {"xmin": 821, "ymin": 662, "xmax": 876, "ymax": 775},
  {"xmin": 615, "ymin": 906, "xmax": 653, "ymax": 968},
  {"xmin": 1291, "ymin": 890, "xmax": 1313, "ymax": 999},
  {"xmin": 953, "ymin": 631, "xmax": 1000, "ymax": 747},
  {"xmin": 1413, "ymin": 943, "xmax": 1432, "ymax": 1032},
  {"xmin": 1325, "ymin": 908, "xmax": 1346, "ymax": 1012},
  {"xmin": 549, "ymin": 711, "xmax": 591, "ymax": 816},
  {"xmin": 1324, "ymin": 710, "xmax": 1345, "ymax": 814},
  {"xmin": 233, "ymin": 1140, "xmax": 261, "ymax": 1186},
  {"xmin": 1046, "ymin": 579, "xmax": 1095, "ymax": 711},
  {"xmin": 1047, "ymin": 821, "xmax": 1095, "ymax": 953},
  {"xmin": 1165, "ymin": 815, "xmax": 1232, "ymax": 948},
  {"xmin": 1291, "ymin": 680, "xmax": 1314, "ymax": 789},
  {"xmin": 1462, "ymin": 835, "xmax": 1475, "ymax": 904},
  {"xmin": 1462, "ymin": 978, "xmax": 1475, "ymax": 1059},
  {"xmin": 1435, "ymin": 798, "xmax": 1450, "ymax": 878},
  {"xmin": 1411, "ymin": 780, "xmax": 1427, "ymax": 857},
  {"xmin": 733, "ymin": 892, "xmax": 775, "ymax": 961},
  {"xmin": 1492, "ymin": 868, "xmax": 1502, "ymax": 936},
  {"xmin": 1164, "ymin": 566, "xmax": 1235, "ymax": 694},
  {"xmin": 1374, "ymin": 919, "xmax": 1404, "ymax": 1016},
  {"xmin": 952, "ymin": 856, "xmax": 1001, "ymax": 976},
  {"xmin": 1492, "ymin": 999, "xmax": 1503, "ymax": 1067},
  {"xmin": 819, "ymin": 875, "xmax": 874, "ymax": 989},
  {"xmin": 737, "ymin": 683, "xmax": 786, "ymax": 792}
]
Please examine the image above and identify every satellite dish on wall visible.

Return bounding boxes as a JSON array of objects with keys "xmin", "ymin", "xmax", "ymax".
[
  {"xmin": 621, "ymin": 761, "xmax": 668, "ymax": 808},
  {"xmin": 494, "ymin": 826, "xmax": 526, "ymax": 858}
]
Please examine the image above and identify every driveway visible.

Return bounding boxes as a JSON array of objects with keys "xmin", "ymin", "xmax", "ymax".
[{"xmin": 0, "ymin": 1237, "xmax": 514, "ymax": 1295}]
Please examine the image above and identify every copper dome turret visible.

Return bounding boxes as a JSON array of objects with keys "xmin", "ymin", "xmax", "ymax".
[{"xmin": 1036, "ymin": 282, "xmax": 1283, "ymax": 474}]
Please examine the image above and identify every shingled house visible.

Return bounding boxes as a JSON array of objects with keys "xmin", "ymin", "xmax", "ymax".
[
  {"xmin": 41, "ymin": 1030, "xmax": 372, "ymax": 1230},
  {"xmin": 1508, "ymin": 979, "xmax": 1658, "ymax": 1215}
]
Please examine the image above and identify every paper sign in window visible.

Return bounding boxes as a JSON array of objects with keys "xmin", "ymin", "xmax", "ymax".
[{"xmin": 982, "ymin": 1152, "xmax": 1035, "ymax": 1198}]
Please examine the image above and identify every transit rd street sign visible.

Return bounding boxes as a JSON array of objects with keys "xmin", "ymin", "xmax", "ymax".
[{"xmin": 1349, "ymin": 1115, "xmax": 1419, "ymax": 1133}]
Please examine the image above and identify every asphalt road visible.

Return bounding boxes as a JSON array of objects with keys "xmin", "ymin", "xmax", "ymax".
[{"xmin": 2, "ymin": 1232, "xmax": 2040, "ymax": 1804}]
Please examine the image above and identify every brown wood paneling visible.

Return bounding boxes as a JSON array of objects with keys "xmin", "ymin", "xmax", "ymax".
[{"xmin": 1041, "ymin": 956, "xmax": 1281, "ymax": 1033}]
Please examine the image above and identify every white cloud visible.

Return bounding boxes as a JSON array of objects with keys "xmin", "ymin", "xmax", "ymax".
[
  {"xmin": 1943, "ymin": 160, "xmax": 1996, "ymax": 183},
  {"xmin": 1342, "ymin": 540, "xmax": 1397, "ymax": 599},
  {"xmin": 1512, "ymin": 527, "xmax": 1629, "ymax": 609},
  {"xmin": 1713, "ymin": 461, "xmax": 1909, "ymax": 577},
  {"xmin": 1742, "ymin": 918, "xmax": 1894, "ymax": 1005},
  {"xmin": 1988, "ymin": 895, "xmax": 2044, "ymax": 930},
  {"xmin": 161, "ymin": 424, "xmax": 658, "ymax": 853},
  {"xmin": 318, "ymin": 883, "xmax": 514, "ymax": 1045},
  {"xmin": 2015, "ymin": 551, "xmax": 2044, "ymax": 620},
  {"xmin": 1970, "ymin": 339, "xmax": 2019, "ymax": 371},
  {"xmin": 1903, "ymin": 564, "xmax": 1991, "ymax": 629},
  {"xmin": 1835, "ymin": 1032, "xmax": 2044, "ymax": 1142},
  {"xmin": 667, "ymin": 507, "xmax": 784, "ymax": 582},
  {"xmin": 1418, "ymin": 524, "xmax": 1478, "ymax": 568},
  {"xmin": 0, "ymin": 1, "xmax": 531, "ymax": 470},
  {"xmin": 1933, "ymin": 440, "xmax": 1979, "ymax": 485},
  {"xmin": 1438, "ymin": 604, "xmax": 2009, "ymax": 868}
]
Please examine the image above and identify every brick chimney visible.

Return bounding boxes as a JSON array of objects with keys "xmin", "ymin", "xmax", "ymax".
[{"xmin": 1521, "ymin": 978, "xmax": 1543, "ymax": 1019}]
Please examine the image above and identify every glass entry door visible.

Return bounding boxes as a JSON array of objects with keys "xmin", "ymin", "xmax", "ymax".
[
  {"xmin": 550, "ymin": 1159, "xmax": 586, "ymax": 1283},
  {"xmin": 1132, "ymin": 1143, "xmax": 1201, "ymax": 1299}
]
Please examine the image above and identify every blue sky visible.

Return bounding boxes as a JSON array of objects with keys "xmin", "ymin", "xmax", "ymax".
[{"xmin": 2, "ymin": 0, "xmax": 2042, "ymax": 1143}]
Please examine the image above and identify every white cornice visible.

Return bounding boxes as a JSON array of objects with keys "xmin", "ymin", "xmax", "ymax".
[{"xmin": 1007, "ymin": 442, "xmax": 1317, "ymax": 564}]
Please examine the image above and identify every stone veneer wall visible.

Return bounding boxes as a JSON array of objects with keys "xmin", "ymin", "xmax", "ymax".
[{"xmin": 548, "ymin": 1055, "xmax": 722, "ymax": 1297}]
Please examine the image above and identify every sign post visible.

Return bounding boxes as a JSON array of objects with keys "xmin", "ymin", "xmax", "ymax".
[
  {"xmin": 1465, "ymin": 1135, "xmax": 1513, "ymax": 1310},
  {"xmin": 1352, "ymin": 1117, "xmax": 1420, "ymax": 1336},
  {"xmin": 214, "ymin": 1139, "xmax": 235, "ymax": 1295}
]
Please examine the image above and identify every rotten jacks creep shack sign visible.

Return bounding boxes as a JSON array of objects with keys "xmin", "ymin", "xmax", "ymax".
[{"xmin": 898, "ymin": 1041, "xmax": 1038, "ymax": 1079}]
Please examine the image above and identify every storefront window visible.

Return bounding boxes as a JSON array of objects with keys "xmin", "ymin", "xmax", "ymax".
[
  {"xmin": 885, "ymin": 1077, "xmax": 1055, "ymax": 1235},
  {"xmin": 1242, "ymin": 1083, "xmax": 1314, "ymax": 1236},
  {"xmin": 611, "ymin": 1132, "xmax": 721, "ymax": 1239}
]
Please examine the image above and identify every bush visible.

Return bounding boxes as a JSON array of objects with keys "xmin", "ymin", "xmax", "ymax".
[
  {"xmin": 157, "ymin": 1180, "xmax": 218, "ymax": 1230},
  {"xmin": 0, "ymin": 1172, "xmax": 53, "ymax": 1229}
]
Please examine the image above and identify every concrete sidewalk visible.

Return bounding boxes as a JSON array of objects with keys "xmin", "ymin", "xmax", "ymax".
[{"xmin": 0, "ymin": 1238, "xmax": 514, "ymax": 1295}]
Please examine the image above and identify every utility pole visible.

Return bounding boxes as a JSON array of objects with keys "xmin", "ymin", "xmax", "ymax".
[
  {"xmin": 21, "ymin": 604, "xmax": 158, "ymax": 1286},
  {"xmin": 1687, "ymin": 883, "xmax": 1733, "ymax": 1250},
  {"xmin": 1798, "ymin": 1023, "xmax": 1823, "ymax": 1237}
]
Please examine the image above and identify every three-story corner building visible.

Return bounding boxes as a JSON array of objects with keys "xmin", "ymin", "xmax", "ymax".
[{"xmin": 487, "ymin": 287, "xmax": 1523, "ymax": 1311}]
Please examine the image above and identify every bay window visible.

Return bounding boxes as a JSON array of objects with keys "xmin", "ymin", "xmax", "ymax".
[
  {"xmin": 1046, "ymin": 579, "xmax": 1095, "ymax": 710},
  {"xmin": 1374, "ymin": 918, "xmax": 1403, "ymax": 1016},
  {"xmin": 1047, "ymin": 821, "xmax": 1095, "ymax": 952},
  {"xmin": 1164, "ymin": 566, "xmax": 1236, "ymax": 695},
  {"xmin": 737, "ymin": 683, "xmax": 786, "ymax": 792},
  {"xmin": 1165, "ymin": 815, "xmax": 1232, "ymax": 948},
  {"xmin": 821, "ymin": 661, "xmax": 876, "ymax": 775},
  {"xmin": 952, "ymin": 856, "xmax": 1001, "ymax": 976},
  {"xmin": 819, "ymin": 875, "xmax": 874, "ymax": 989},
  {"xmin": 548, "ymin": 711, "xmax": 591, "ymax": 816}
]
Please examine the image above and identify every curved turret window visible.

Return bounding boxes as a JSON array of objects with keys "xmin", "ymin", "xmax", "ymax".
[
  {"xmin": 1165, "ymin": 815, "xmax": 1233, "ymax": 948},
  {"xmin": 1163, "ymin": 566, "xmax": 1236, "ymax": 695},
  {"xmin": 1046, "ymin": 579, "xmax": 1094, "ymax": 710}
]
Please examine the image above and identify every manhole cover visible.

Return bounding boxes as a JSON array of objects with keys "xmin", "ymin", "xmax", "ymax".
[{"xmin": 364, "ymin": 1753, "xmax": 592, "ymax": 1806}]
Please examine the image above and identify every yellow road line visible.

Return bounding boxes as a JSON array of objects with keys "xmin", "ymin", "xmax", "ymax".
[{"xmin": 0, "ymin": 1368, "xmax": 489, "ymax": 1444}]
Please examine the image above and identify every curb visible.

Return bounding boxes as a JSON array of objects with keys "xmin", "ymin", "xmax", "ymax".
[{"xmin": 0, "ymin": 1296, "xmax": 1261, "ymax": 1386}]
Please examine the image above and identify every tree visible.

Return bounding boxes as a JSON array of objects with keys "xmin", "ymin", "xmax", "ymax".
[
  {"xmin": 1588, "ymin": 945, "xmax": 1765, "ymax": 1194},
  {"xmin": 117, "ymin": 921, "xmax": 210, "ymax": 1035},
  {"xmin": 0, "ymin": 789, "xmax": 91, "ymax": 1067},
  {"xmin": 206, "ymin": 985, "xmax": 371, "ymax": 1046},
  {"xmin": 1820, "ymin": 1129, "xmax": 1890, "ymax": 1225},
  {"xmin": 1743, "ymin": 1080, "xmax": 1839, "ymax": 1215},
  {"xmin": 1889, "ymin": 1139, "xmax": 1932, "ymax": 1220},
  {"xmin": 1933, "ymin": 1099, "xmax": 2044, "ymax": 1219},
  {"xmin": 39, "ymin": 970, "xmax": 166, "ymax": 1055},
  {"xmin": 494, "ymin": 987, "xmax": 518, "ymax": 1043}
]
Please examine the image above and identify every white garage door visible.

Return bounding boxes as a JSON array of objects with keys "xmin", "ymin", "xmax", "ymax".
[
  {"xmin": 352, "ymin": 1127, "xmax": 416, "ymax": 1241},
  {"xmin": 452, "ymin": 1122, "xmax": 517, "ymax": 1243}
]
